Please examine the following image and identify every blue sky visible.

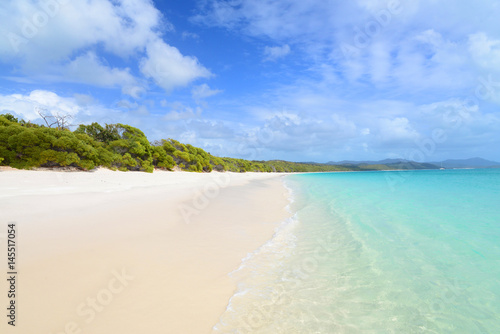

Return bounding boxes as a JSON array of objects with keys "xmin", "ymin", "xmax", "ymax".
[{"xmin": 1, "ymin": 0, "xmax": 500, "ymax": 162}]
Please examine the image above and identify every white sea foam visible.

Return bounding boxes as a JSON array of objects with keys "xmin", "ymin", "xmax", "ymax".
[{"xmin": 213, "ymin": 178, "xmax": 300, "ymax": 333}]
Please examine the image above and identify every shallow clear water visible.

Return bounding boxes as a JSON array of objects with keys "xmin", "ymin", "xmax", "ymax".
[{"xmin": 214, "ymin": 169, "xmax": 500, "ymax": 333}]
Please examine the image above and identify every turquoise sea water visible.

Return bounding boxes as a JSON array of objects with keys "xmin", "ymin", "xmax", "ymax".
[{"xmin": 213, "ymin": 169, "xmax": 500, "ymax": 333}]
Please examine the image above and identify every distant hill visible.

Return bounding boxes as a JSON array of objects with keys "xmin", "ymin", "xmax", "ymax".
[
  {"xmin": 430, "ymin": 158, "xmax": 500, "ymax": 168},
  {"xmin": 326, "ymin": 159, "xmax": 440, "ymax": 170},
  {"xmin": 328, "ymin": 159, "xmax": 415, "ymax": 165},
  {"xmin": 326, "ymin": 157, "xmax": 500, "ymax": 170}
]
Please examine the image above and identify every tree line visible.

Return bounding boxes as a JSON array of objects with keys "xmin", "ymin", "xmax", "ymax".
[{"xmin": 0, "ymin": 114, "xmax": 349, "ymax": 173}]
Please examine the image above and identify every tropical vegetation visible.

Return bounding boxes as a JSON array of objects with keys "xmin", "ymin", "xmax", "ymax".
[{"xmin": 0, "ymin": 114, "xmax": 351, "ymax": 173}]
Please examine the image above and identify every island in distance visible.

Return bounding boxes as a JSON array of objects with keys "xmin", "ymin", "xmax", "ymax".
[{"xmin": 322, "ymin": 157, "xmax": 500, "ymax": 170}]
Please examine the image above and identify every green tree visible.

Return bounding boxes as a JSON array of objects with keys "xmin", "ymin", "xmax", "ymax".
[
  {"xmin": 1, "ymin": 113, "xmax": 18, "ymax": 123},
  {"xmin": 74, "ymin": 122, "xmax": 120, "ymax": 143},
  {"xmin": 152, "ymin": 145, "xmax": 175, "ymax": 170},
  {"xmin": 108, "ymin": 124, "xmax": 153, "ymax": 172}
]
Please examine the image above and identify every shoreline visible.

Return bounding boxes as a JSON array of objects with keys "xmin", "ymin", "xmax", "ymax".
[{"xmin": 0, "ymin": 169, "xmax": 291, "ymax": 333}]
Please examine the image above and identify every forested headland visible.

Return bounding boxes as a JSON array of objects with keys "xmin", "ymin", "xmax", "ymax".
[{"xmin": 0, "ymin": 114, "xmax": 354, "ymax": 173}]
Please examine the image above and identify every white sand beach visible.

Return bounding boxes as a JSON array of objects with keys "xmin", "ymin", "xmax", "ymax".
[{"xmin": 0, "ymin": 169, "xmax": 290, "ymax": 334}]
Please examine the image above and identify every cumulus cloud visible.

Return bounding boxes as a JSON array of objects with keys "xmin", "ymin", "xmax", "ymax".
[
  {"xmin": 140, "ymin": 39, "xmax": 211, "ymax": 92},
  {"xmin": 0, "ymin": 0, "xmax": 163, "ymax": 61},
  {"xmin": 0, "ymin": 90, "xmax": 82, "ymax": 121},
  {"xmin": 0, "ymin": 0, "xmax": 209, "ymax": 96},
  {"xmin": 0, "ymin": 90, "xmax": 150, "ymax": 128},
  {"xmin": 0, "ymin": 90, "xmax": 165, "ymax": 130},
  {"xmin": 22, "ymin": 52, "xmax": 144, "ymax": 97},
  {"xmin": 59, "ymin": 52, "xmax": 136, "ymax": 87}
]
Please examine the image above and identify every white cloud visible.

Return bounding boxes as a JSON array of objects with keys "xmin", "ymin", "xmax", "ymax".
[
  {"xmin": 196, "ymin": 0, "xmax": 499, "ymax": 95},
  {"xmin": 264, "ymin": 44, "xmax": 290, "ymax": 61},
  {"xmin": 116, "ymin": 100, "xmax": 138, "ymax": 110},
  {"xmin": 0, "ymin": 0, "xmax": 162, "ymax": 64},
  {"xmin": 418, "ymin": 99, "xmax": 481, "ymax": 131},
  {"xmin": 163, "ymin": 107, "xmax": 202, "ymax": 122},
  {"xmin": 0, "ymin": 90, "xmax": 159, "ymax": 129},
  {"xmin": 134, "ymin": 105, "xmax": 150, "ymax": 116},
  {"xmin": 140, "ymin": 39, "xmax": 211, "ymax": 92},
  {"xmin": 187, "ymin": 119, "xmax": 235, "ymax": 139},
  {"xmin": 4, "ymin": 52, "xmax": 145, "ymax": 98},
  {"xmin": 377, "ymin": 117, "xmax": 419, "ymax": 144},
  {"xmin": 59, "ymin": 52, "xmax": 135, "ymax": 86},
  {"xmin": 53, "ymin": 52, "xmax": 143, "ymax": 96},
  {"xmin": 160, "ymin": 100, "xmax": 203, "ymax": 121},
  {"xmin": 0, "ymin": 0, "xmax": 208, "ymax": 95},
  {"xmin": 468, "ymin": 32, "xmax": 500, "ymax": 72},
  {"xmin": 0, "ymin": 90, "xmax": 83, "ymax": 122},
  {"xmin": 192, "ymin": 84, "xmax": 222, "ymax": 100},
  {"xmin": 232, "ymin": 107, "xmax": 360, "ymax": 156},
  {"xmin": 193, "ymin": 0, "xmax": 337, "ymax": 41}
]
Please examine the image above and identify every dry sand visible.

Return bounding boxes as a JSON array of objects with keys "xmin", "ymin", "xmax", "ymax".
[{"xmin": 0, "ymin": 168, "xmax": 291, "ymax": 334}]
